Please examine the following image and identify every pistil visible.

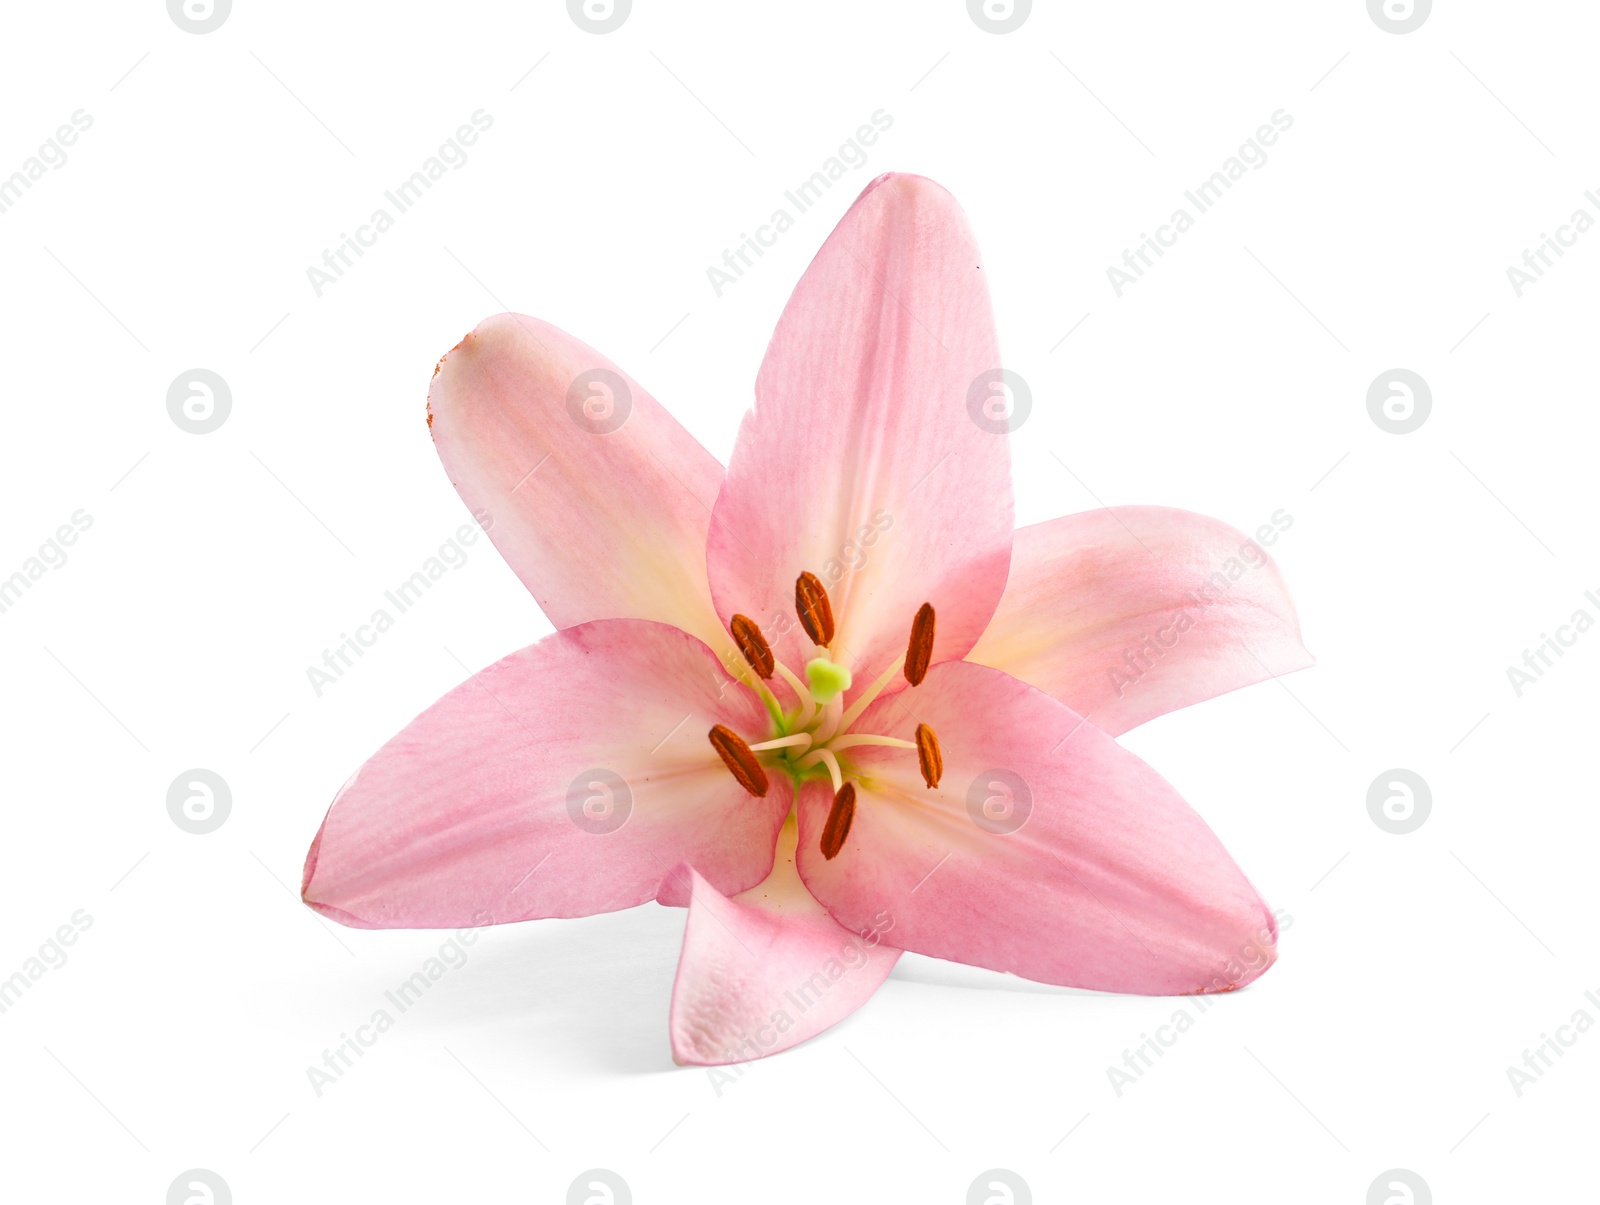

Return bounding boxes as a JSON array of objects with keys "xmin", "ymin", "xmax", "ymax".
[
  {"xmin": 809, "ymin": 694, "xmax": 846, "ymax": 746},
  {"xmin": 804, "ymin": 657, "xmax": 852, "ymax": 705}
]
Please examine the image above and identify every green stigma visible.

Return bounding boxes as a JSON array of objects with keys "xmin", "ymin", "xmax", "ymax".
[{"xmin": 805, "ymin": 657, "xmax": 853, "ymax": 705}]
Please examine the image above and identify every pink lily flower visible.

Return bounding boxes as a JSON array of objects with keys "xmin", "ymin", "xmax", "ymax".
[{"xmin": 301, "ymin": 173, "xmax": 1311, "ymax": 1066}]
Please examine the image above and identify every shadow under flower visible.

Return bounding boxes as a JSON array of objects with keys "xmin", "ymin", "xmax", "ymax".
[
  {"xmin": 889, "ymin": 953, "xmax": 1102, "ymax": 996},
  {"xmin": 387, "ymin": 905, "xmax": 687, "ymax": 1078}
]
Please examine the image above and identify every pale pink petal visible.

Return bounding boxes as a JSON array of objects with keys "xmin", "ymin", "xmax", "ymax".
[
  {"xmin": 705, "ymin": 173, "xmax": 1013, "ymax": 696},
  {"xmin": 794, "ymin": 661, "xmax": 1279, "ymax": 995},
  {"xmin": 302, "ymin": 620, "xmax": 787, "ymax": 929},
  {"xmin": 659, "ymin": 818, "xmax": 900, "ymax": 1066},
  {"xmin": 966, "ymin": 506, "xmax": 1313, "ymax": 736},
  {"xmin": 429, "ymin": 313, "xmax": 730, "ymax": 656}
]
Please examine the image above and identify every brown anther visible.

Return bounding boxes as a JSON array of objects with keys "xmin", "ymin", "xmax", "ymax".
[
  {"xmin": 708, "ymin": 725, "xmax": 768, "ymax": 797},
  {"xmin": 904, "ymin": 602, "xmax": 936, "ymax": 686},
  {"xmin": 795, "ymin": 571, "xmax": 836, "ymax": 646},
  {"xmin": 914, "ymin": 723, "xmax": 943, "ymax": 789},
  {"xmin": 820, "ymin": 782, "xmax": 856, "ymax": 860},
  {"xmin": 729, "ymin": 614, "xmax": 775, "ymax": 679}
]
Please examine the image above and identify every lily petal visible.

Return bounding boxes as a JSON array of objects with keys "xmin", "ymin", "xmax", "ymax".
[
  {"xmin": 794, "ymin": 660, "xmax": 1279, "ymax": 995},
  {"xmin": 429, "ymin": 313, "xmax": 729, "ymax": 655},
  {"xmin": 967, "ymin": 506, "xmax": 1313, "ymax": 736},
  {"xmin": 658, "ymin": 817, "xmax": 900, "ymax": 1066},
  {"xmin": 302, "ymin": 619, "xmax": 788, "ymax": 929},
  {"xmin": 705, "ymin": 173, "xmax": 1013, "ymax": 694}
]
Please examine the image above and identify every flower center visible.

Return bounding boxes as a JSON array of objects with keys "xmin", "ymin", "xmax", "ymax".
[{"xmin": 707, "ymin": 574, "xmax": 943, "ymax": 862}]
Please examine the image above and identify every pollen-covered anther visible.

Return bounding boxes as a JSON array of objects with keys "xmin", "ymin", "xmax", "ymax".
[
  {"xmin": 820, "ymin": 782, "xmax": 856, "ymax": 860},
  {"xmin": 905, "ymin": 602, "xmax": 935, "ymax": 686},
  {"xmin": 915, "ymin": 722, "xmax": 943, "ymax": 789},
  {"xmin": 729, "ymin": 613, "xmax": 775, "ymax": 679},
  {"xmin": 795, "ymin": 571, "xmax": 836, "ymax": 646},
  {"xmin": 708, "ymin": 724, "xmax": 769, "ymax": 798}
]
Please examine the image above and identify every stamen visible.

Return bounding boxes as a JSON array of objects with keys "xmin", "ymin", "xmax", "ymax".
[
  {"xmin": 915, "ymin": 722, "xmax": 943, "ymax": 789},
  {"xmin": 772, "ymin": 661, "xmax": 817, "ymax": 729},
  {"xmin": 708, "ymin": 724, "xmax": 769, "ymax": 797},
  {"xmin": 730, "ymin": 614, "xmax": 775, "ymax": 679},
  {"xmin": 820, "ymin": 782, "xmax": 857, "ymax": 860},
  {"xmin": 748, "ymin": 733, "xmax": 812, "ymax": 753},
  {"xmin": 835, "ymin": 655, "xmax": 906, "ymax": 735},
  {"xmin": 795, "ymin": 571, "xmax": 836, "ymax": 646},
  {"xmin": 905, "ymin": 602, "xmax": 936, "ymax": 686},
  {"xmin": 748, "ymin": 676, "xmax": 784, "ymax": 727},
  {"xmin": 799, "ymin": 746, "xmax": 844, "ymax": 793},
  {"xmin": 731, "ymin": 660, "xmax": 783, "ymax": 726},
  {"xmin": 823, "ymin": 734, "xmax": 917, "ymax": 752}
]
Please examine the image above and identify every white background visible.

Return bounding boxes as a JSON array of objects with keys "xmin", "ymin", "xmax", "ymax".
[{"xmin": 1, "ymin": 1, "xmax": 1594, "ymax": 1201}]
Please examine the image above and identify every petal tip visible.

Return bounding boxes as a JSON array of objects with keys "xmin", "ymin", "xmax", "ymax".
[
  {"xmin": 666, "ymin": 1028, "xmax": 718, "ymax": 1068},
  {"xmin": 655, "ymin": 861, "xmax": 697, "ymax": 909},
  {"xmin": 299, "ymin": 822, "xmax": 324, "ymax": 903},
  {"xmin": 424, "ymin": 312, "xmax": 540, "ymax": 415},
  {"xmin": 853, "ymin": 169, "xmax": 954, "ymax": 206},
  {"xmin": 1201, "ymin": 906, "xmax": 1280, "ymax": 992},
  {"xmin": 842, "ymin": 173, "xmax": 973, "ymax": 244}
]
